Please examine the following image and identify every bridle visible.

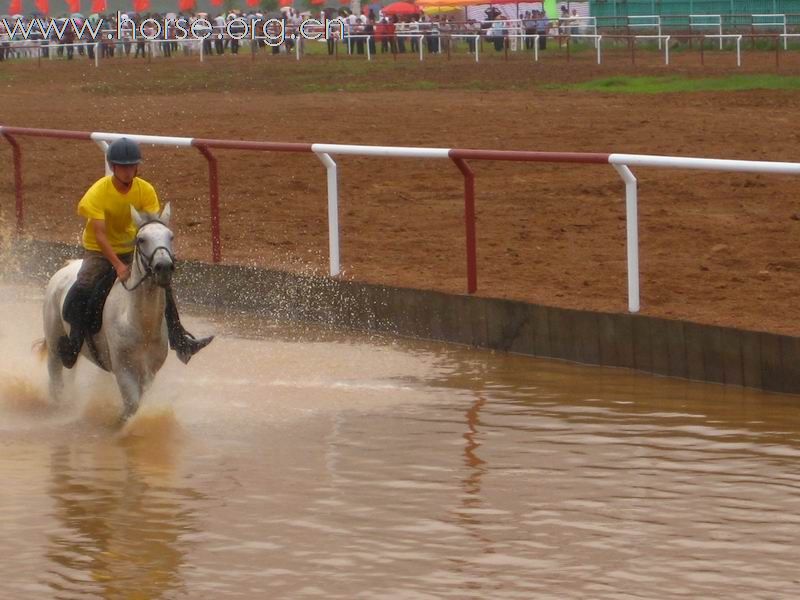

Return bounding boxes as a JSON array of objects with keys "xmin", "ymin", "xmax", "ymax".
[{"xmin": 121, "ymin": 220, "xmax": 176, "ymax": 292}]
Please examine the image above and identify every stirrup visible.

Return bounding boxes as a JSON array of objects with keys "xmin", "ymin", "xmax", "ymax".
[{"xmin": 173, "ymin": 334, "xmax": 214, "ymax": 365}]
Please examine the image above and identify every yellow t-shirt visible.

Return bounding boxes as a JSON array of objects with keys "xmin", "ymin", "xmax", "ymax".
[{"xmin": 78, "ymin": 176, "xmax": 160, "ymax": 254}]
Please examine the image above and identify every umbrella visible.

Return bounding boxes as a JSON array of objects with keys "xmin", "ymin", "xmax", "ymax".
[{"xmin": 381, "ymin": 1, "xmax": 419, "ymax": 15}]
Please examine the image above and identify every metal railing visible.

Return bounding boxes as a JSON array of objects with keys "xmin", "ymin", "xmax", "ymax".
[{"xmin": 3, "ymin": 126, "xmax": 800, "ymax": 314}]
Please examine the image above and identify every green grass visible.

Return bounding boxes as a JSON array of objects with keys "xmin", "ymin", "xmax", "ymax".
[{"xmin": 553, "ymin": 74, "xmax": 800, "ymax": 94}]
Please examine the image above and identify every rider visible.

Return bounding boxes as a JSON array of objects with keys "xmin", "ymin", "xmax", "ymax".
[{"xmin": 58, "ymin": 137, "xmax": 213, "ymax": 368}]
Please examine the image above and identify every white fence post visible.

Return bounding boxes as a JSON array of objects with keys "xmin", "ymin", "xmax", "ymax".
[
  {"xmin": 316, "ymin": 152, "xmax": 341, "ymax": 277},
  {"xmin": 94, "ymin": 139, "xmax": 111, "ymax": 176},
  {"xmin": 612, "ymin": 164, "xmax": 640, "ymax": 313},
  {"xmin": 737, "ymin": 35, "xmax": 742, "ymax": 66}
]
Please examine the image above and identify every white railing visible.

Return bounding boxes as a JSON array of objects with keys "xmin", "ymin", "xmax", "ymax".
[
  {"xmin": 627, "ymin": 15, "xmax": 663, "ymax": 49},
  {"xmin": 4, "ymin": 125, "xmax": 800, "ymax": 313},
  {"xmin": 752, "ymin": 14, "xmax": 788, "ymax": 49},
  {"xmin": 690, "ymin": 14, "xmax": 723, "ymax": 49}
]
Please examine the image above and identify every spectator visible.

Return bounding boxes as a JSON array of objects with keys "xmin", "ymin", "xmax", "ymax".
[
  {"xmin": 365, "ymin": 17, "xmax": 376, "ymax": 55},
  {"xmin": 523, "ymin": 11, "xmax": 536, "ymax": 50},
  {"xmin": 394, "ymin": 16, "xmax": 406, "ymax": 53},
  {"xmin": 386, "ymin": 17, "xmax": 397, "ymax": 53},
  {"xmin": 63, "ymin": 21, "xmax": 76, "ymax": 60},
  {"xmin": 214, "ymin": 13, "xmax": 225, "ymax": 54},
  {"xmin": 465, "ymin": 19, "xmax": 479, "ymax": 54},
  {"xmin": 229, "ymin": 14, "xmax": 245, "ymax": 55},
  {"xmin": 120, "ymin": 14, "xmax": 133, "ymax": 56},
  {"xmin": 0, "ymin": 22, "xmax": 9, "ymax": 62},
  {"xmin": 409, "ymin": 16, "xmax": 420, "ymax": 54},
  {"xmin": 375, "ymin": 17, "xmax": 388, "ymax": 53},
  {"xmin": 536, "ymin": 10, "xmax": 549, "ymax": 49},
  {"xmin": 354, "ymin": 12, "xmax": 365, "ymax": 55},
  {"xmin": 488, "ymin": 16, "xmax": 505, "ymax": 52}
]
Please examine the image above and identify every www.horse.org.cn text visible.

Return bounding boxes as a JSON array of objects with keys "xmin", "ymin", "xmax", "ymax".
[{"xmin": 1, "ymin": 13, "xmax": 346, "ymax": 48}]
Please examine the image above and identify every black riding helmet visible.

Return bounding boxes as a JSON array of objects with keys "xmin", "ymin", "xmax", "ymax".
[{"xmin": 106, "ymin": 137, "xmax": 142, "ymax": 166}]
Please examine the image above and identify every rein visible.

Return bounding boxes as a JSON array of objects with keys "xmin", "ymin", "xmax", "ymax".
[{"xmin": 121, "ymin": 220, "xmax": 175, "ymax": 291}]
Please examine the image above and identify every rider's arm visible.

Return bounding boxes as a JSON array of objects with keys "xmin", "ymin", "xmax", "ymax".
[{"xmin": 90, "ymin": 219, "xmax": 130, "ymax": 281}]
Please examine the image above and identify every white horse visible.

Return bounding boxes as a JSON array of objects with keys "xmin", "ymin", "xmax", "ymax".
[{"xmin": 42, "ymin": 204, "xmax": 176, "ymax": 423}]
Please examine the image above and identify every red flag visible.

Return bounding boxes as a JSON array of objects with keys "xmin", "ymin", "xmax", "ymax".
[
  {"xmin": 35, "ymin": 0, "xmax": 50, "ymax": 14},
  {"xmin": 279, "ymin": 0, "xmax": 292, "ymax": 5},
  {"xmin": 9, "ymin": 0, "xmax": 22, "ymax": 14},
  {"xmin": 178, "ymin": 0, "xmax": 194, "ymax": 11},
  {"xmin": 133, "ymin": 0, "xmax": 149, "ymax": 11},
  {"xmin": 90, "ymin": 0, "xmax": 106, "ymax": 12},
  {"xmin": 209, "ymin": 0, "xmax": 222, "ymax": 6},
  {"xmin": 246, "ymin": 0, "xmax": 258, "ymax": 6},
  {"xmin": 66, "ymin": 0, "xmax": 81, "ymax": 12}
]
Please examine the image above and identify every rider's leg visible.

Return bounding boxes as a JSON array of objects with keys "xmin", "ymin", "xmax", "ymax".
[
  {"xmin": 58, "ymin": 253, "xmax": 114, "ymax": 368},
  {"xmin": 164, "ymin": 286, "xmax": 214, "ymax": 365}
]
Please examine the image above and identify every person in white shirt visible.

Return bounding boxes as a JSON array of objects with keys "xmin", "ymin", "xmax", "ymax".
[{"xmin": 213, "ymin": 14, "xmax": 226, "ymax": 54}]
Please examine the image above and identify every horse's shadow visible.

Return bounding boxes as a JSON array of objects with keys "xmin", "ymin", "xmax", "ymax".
[{"xmin": 41, "ymin": 419, "xmax": 203, "ymax": 598}]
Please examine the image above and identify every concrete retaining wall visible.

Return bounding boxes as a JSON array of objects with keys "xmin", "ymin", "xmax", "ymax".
[{"xmin": 11, "ymin": 239, "xmax": 800, "ymax": 395}]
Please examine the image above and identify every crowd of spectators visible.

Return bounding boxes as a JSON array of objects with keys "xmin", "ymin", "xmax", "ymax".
[{"xmin": 0, "ymin": 7, "xmax": 568, "ymax": 62}]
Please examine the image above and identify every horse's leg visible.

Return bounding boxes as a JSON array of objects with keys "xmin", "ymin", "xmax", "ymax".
[
  {"xmin": 43, "ymin": 285, "xmax": 68, "ymax": 405},
  {"xmin": 114, "ymin": 368, "xmax": 142, "ymax": 424},
  {"xmin": 46, "ymin": 347, "xmax": 64, "ymax": 404}
]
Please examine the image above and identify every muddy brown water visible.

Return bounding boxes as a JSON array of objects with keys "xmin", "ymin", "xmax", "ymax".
[{"xmin": 1, "ymin": 283, "xmax": 800, "ymax": 599}]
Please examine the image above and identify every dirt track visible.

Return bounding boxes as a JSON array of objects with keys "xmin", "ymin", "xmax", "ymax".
[{"xmin": 2, "ymin": 50, "xmax": 800, "ymax": 334}]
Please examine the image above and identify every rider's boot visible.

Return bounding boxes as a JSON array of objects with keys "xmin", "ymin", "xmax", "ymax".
[
  {"xmin": 57, "ymin": 285, "xmax": 91, "ymax": 369},
  {"xmin": 164, "ymin": 286, "xmax": 213, "ymax": 365}
]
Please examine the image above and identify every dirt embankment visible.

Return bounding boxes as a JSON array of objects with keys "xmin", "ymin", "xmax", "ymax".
[{"xmin": 2, "ymin": 54, "xmax": 800, "ymax": 334}]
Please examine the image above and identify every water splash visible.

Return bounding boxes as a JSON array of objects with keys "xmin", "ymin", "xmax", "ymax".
[{"xmin": 0, "ymin": 376, "xmax": 51, "ymax": 416}]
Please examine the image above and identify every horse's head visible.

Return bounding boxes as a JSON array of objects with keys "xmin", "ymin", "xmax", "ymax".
[{"xmin": 131, "ymin": 203, "xmax": 175, "ymax": 288}]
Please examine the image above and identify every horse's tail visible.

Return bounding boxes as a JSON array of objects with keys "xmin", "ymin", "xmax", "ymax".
[{"xmin": 31, "ymin": 338, "xmax": 48, "ymax": 363}]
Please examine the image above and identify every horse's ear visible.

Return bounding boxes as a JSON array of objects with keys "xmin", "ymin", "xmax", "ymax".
[
  {"xmin": 159, "ymin": 202, "xmax": 171, "ymax": 227},
  {"xmin": 131, "ymin": 205, "xmax": 145, "ymax": 229}
]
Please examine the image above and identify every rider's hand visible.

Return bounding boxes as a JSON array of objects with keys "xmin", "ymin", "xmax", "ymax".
[{"xmin": 115, "ymin": 263, "xmax": 131, "ymax": 282}]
